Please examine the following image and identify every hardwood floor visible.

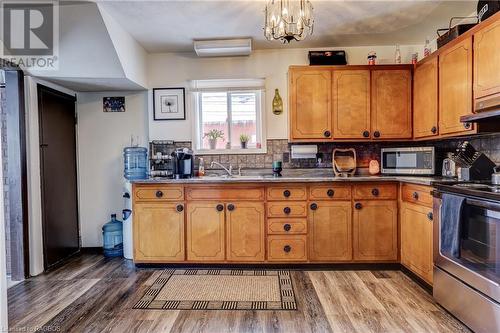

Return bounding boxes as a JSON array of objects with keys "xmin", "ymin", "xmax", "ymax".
[{"xmin": 8, "ymin": 254, "xmax": 469, "ymax": 333}]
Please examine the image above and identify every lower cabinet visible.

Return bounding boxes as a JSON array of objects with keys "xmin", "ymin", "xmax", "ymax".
[
  {"xmin": 353, "ymin": 200, "xmax": 398, "ymax": 261},
  {"xmin": 401, "ymin": 202, "xmax": 433, "ymax": 284},
  {"xmin": 133, "ymin": 203, "xmax": 185, "ymax": 262},
  {"xmin": 309, "ymin": 201, "xmax": 352, "ymax": 261},
  {"xmin": 267, "ymin": 235, "xmax": 307, "ymax": 261},
  {"xmin": 186, "ymin": 202, "xmax": 225, "ymax": 261}
]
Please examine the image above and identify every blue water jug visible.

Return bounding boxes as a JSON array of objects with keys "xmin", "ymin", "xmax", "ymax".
[
  {"xmin": 123, "ymin": 146, "xmax": 148, "ymax": 180},
  {"xmin": 102, "ymin": 214, "xmax": 123, "ymax": 257}
]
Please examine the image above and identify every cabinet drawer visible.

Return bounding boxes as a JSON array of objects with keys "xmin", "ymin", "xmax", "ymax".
[
  {"xmin": 267, "ymin": 202, "xmax": 307, "ymax": 218},
  {"xmin": 267, "ymin": 218, "xmax": 307, "ymax": 235},
  {"xmin": 353, "ymin": 184, "xmax": 397, "ymax": 200},
  {"xmin": 267, "ymin": 235, "xmax": 307, "ymax": 261},
  {"xmin": 185, "ymin": 186, "xmax": 264, "ymax": 201},
  {"xmin": 134, "ymin": 185, "xmax": 184, "ymax": 202},
  {"xmin": 309, "ymin": 185, "xmax": 351, "ymax": 200},
  {"xmin": 267, "ymin": 185, "xmax": 307, "ymax": 201},
  {"xmin": 401, "ymin": 184, "xmax": 433, "ymax": 207}
]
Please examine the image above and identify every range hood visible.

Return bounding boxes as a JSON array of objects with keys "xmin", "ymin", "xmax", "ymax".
[{"xmin": 461, "ymin": 94, "xmax": 500, "ymax": 123}]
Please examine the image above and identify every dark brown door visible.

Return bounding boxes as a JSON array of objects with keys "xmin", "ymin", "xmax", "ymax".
[{"xmin": 38, "ymin": 84, "xmax": 79, "ymax": 269}]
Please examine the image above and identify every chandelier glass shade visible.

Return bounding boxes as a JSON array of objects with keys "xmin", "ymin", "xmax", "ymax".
[{"xmin": 264, "ymin": 0, "xmax": 314, "ymax": 43}]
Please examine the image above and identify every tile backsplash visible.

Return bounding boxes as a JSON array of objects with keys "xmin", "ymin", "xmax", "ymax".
[{"xmin": 174, "ymin": 133, "xmax": 500, "ymax": 174}]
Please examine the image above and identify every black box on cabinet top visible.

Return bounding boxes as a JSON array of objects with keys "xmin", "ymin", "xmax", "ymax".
[{"xmin": 308, "ymin": 51, "xmax": 347, "ymax": 65}]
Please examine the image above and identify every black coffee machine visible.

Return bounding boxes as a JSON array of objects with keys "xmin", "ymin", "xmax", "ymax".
[{"xmin": 172, "ymin": 148, "xmax": 194, "ymax": 179}]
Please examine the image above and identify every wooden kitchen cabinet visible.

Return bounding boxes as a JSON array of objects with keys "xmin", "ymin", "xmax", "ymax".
[
  {"xmin": 332, "ymin": 70, "xmax": 371, "ymax": 139},
  {"xmin": 186, "ymin": 202, "xmax": 225, "ymax": 261},
  {"xmin": 133, "ymin": 203, "xmax": 185, "ymax": 262},
  {"xmin": 309, "ymin": 201, "xmax": 352, "ymax": 261},
  {"xmin": 371, "ymin": 70, "xmax": 412, "ymax": 139},
  {"xmin": 401, "ymin": 202, "xmax": 433, "ymax": 284},
  {"xmin": 439, "ymin": 37, "xmax": 475, "ymax": 136},
  {"xmin": 353, "ymin": 200, "xmax": 398, "ymax": 261},
  {"xmin": 414, "ymin": 57, "xmax": 439, "ymax": 139},
  {"xmin": 474, "ymin": 18, "xmax": 500, "ymax": 100},
  {"xmin": 226, "ymin": 202, "xmax": 265, "ymax": 262},
  {"xmin": 289, "ymin": 67, "xmax": 332, "ymax": 141}
]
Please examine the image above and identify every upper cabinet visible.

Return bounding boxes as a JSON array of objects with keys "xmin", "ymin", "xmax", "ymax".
[
  {"xmin": 413, "ymin": 57, "xmax": 439, "ymax": 139},
  {"xmin": 439, "ymin": 37, "xmax": 475, "ymax": 136},
  {"xmin": 371, "ymin": 70, "xmax": 412, "ymax": 139},
  {"xmin": 289, "ymin": 68, "xmax": 332, "ymax": 141},
  {"xmin": 474, "ymin": 19, "xmax": 500, "ymax": 101},
  {"xmin": 332, "ymin": 70, "xmax": 371, "ymax": 139}
]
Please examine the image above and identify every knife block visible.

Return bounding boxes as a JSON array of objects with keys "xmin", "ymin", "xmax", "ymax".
[{"xmin": 458, "ymin": 154, "xmax": 496, "ymax": 181}]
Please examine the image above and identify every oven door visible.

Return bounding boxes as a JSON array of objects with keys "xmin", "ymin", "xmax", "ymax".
[{"xmin": 434, "ymin": 195, "xmax": 500, "ymax": 302}]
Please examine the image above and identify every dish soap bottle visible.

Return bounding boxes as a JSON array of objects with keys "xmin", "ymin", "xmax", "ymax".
[{"xmin": 198, "ymin": 157, "xmax": 205, "ymax": 176}]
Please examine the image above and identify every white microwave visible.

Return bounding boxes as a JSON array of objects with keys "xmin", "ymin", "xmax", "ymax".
[{"xmin": 381, "ymin": 147, "xmax": 435, "ymax": 175}]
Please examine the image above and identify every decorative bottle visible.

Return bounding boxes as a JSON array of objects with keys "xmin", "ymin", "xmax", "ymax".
[{"xmin": 272, "ymin": 89, "xmax": 283, "ymax": 115}]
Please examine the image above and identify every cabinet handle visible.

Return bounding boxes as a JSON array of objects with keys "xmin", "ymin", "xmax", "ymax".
[
  {"xmin": 373, "ymin": 131, "xmax": 381, "ymax": 138},
  {"xmin": 176, "ymin": 204, "xmax": 184, "ymax": 212},
  {"xmin": 310, "ymin": 203, "xmax": 318, "ymax": 210},
  {"xmin": 431, "ymin": 126, "xmax": 437, "ymax": 134},
  {"xmin": 283, "ymin": 245, "xmax": 292, "ymax": 253},
  {"xmin": 355, "ymin": 202, "xmax": 362, "ymax": 210},
  {"xmin": 362, "ymin": 130, "xmax": 370, "ymax": 138},
  {"xmin": 427, "ymin": 212, "xmax": 433, "ymax": 221},
  {"xmin": 412, "ymin": 192, "xmax": 419, "ymax": 200},
  {"xmin": 327, "ymin": 189, "xmax": 335, "ymax": 197},
  {"xmin": 227, "ymin": 204, "xmax": 235, "ymax": 211},
  {"xmin": 155, "ymin": 190, "xmax": 163, "ymax": 198},
  {"xmin": 283, "ymin": 224, "xmax": 291, "ymax": 232},
  {"xmin": 283, "ymin": 190, "xmax": 291, "ymax": 198},
  {"xmin": 371, "ymin": 188, "xmax": 380, "ymax": 196},
  {"xmin": 216, "ymin": 204, "xmax": 224, "ymax": 212},
  {"xmin": 283, "ymin": 207, "xmax": 291, "ymax": 215},
  {"xmin": 463, "ymin": 122, "xmax": 471, "ymax": 130},
  {"xmin": 324, "ymin": 130, "xmax": 331, "ymax": 138}
]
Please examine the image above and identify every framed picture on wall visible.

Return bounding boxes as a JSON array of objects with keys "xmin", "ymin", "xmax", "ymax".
[
  {"xmin": 103, "ymin": 97, "xmax": 125, "ymax": 112},
  {"xmin": 153, "ymin": 88, "xmax": 186, "ymax": 120}
]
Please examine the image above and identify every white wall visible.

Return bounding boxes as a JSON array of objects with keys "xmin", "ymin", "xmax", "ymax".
[
  {"xmin": 78, "ymin": 91, "xmax": 148, "ymax": 247},
  {"xmin": 147, "ymin": 44, "xmax": 423, "ymax": 141}
]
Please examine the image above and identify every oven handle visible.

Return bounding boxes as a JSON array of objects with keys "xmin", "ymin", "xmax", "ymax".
[{"xmin": 466, "ymin": 198, "xmax": 500, "ymax": 211}]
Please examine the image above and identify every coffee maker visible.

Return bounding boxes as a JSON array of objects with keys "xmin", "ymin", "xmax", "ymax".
[{"xmin": 172, "ymin": 148, "xmax": 194, "ymax": 179}]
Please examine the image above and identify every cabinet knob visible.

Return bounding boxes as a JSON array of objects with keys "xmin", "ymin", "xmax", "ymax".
[
  {"xmin": 283, "ymin": 190, "xmax": 291, "ymax": 198},
  {"xmin": 155, "ymin": 190, "xmax": 163, "ymax": 198},
  {"xmin": 227, "ymin": 204, "xmax": 235, "ymax": 211},
  {"xmin": 324, "ymin": 130, "xmax": 331, "ymax": 138},
  {"xmin": 355, "ymin": 202, "xmax": 362, "ymax": 210},
  {"xmin": 362, "ymin": 130, "xmax": 370, "ymax": 138},
  {"xmin": 283, "ymin": 245, "xmax": 292, "ymax": 253},
  {"xmin": 283, "ymin": 223, "xmax": 291, "ymax": 232},
  {"xmin": 427, "ymin": 212, "xmax": 433, "ymax": 221},
  {"xmin": 216, "ymin": 204, "xmax": 224, "ymax": 212},
  {"xmin": 283, "ymin": 207, "xmax": 291, "ymax": 215},
  {"xmin": 327, "ymin": 189, "xmax": 335, "ymax": 197},
  {"xmin": 176, "ymin": 204, "xmax": 184, "ymax": 212},
  {"xmin": 373, "ymin": 131, "xmax": 381, "ymax": 138},
  {"xmin": 371, "ymin": 188, "xmax": 380, "ymax": 196},
  {"xmin": 463, "ymin": 122, "xmax": 471, "ymax": 129},
  {"xmin": 431, "ymin": 126, "xmax": 437, "ymax": 134},
  {"xmin": 310, "ymin": 203, "xmax": 318, "ymax": 210},
  {"xmin": 412, "ymin": 192, "xmax": 419, "ymax": 200}
]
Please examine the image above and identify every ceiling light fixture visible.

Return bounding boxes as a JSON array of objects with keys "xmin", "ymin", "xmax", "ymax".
[{"xmin": 264, "ymin": 0, "xmax": 314, "ymax": 43}]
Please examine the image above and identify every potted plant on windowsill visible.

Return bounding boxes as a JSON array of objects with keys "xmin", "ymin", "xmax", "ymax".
[
  {"xmin": 239, "ymin": 134, "xmax": 250, "ymax": 149},
  {"xmin": 204, "ymin": 129, "xmax": 224, "ymax": 150}
]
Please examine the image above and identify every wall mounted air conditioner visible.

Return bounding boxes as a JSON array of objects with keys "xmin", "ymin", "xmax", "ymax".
[{"xmin": 194, "ymin": 39, "xmax": 252, "ymax": 57}]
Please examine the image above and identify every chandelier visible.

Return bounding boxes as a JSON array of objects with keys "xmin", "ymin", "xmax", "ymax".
[{"xmin": 264, "ymin": 0, "xmax": 314, "ymax": 43}]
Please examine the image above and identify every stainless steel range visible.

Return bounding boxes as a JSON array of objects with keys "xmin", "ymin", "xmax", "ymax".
[{"xmin": 433, "ymin": 182, "xmax": 500, "ymax": 333}]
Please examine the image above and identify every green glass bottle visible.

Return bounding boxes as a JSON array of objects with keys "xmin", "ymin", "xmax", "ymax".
[{"xmin": 272, "ymin": 88, "xmax": 283, "ymax": 115}]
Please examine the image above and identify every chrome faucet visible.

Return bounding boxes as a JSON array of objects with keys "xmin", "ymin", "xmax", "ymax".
[{"xmin": 210, "ymin": 161, "xmax": 233, "ymax": 176}]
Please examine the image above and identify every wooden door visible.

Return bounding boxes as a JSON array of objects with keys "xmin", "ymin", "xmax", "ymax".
[
  {"xmin": 474, "ymin": 19, "xmax": 500, "ymax": 100},
  {"xmin": 289, "ymin": 68, "xmax": 332, "ymax": 141},
  {"xmin": 414, "ymin": 58, "xmax": 439, "ymax": 139},
  {"xmin": 332, "ymin": 70, "xmax": 371, "ymax": 139},
  {"xmin": 371, "ymin": 70, "xmax": 412, "ymax": 139},
  {"xmin": 439, "ymin": 37, "xmax": 474, "ymax": 135},
  {"xmin": 353, "ymin": 200, "xmax": 398, "ymax": 261},
  {"xmin": 134, "ymin": 203, "xmax": 185, "ymax": 262},
  {"xmin": 186, "ymin": 202, "xmax": 225, "ymax": 261},
  {"xmin": 309, "ymin": 201, "xmax": 352, "ymax": 261},
  {"xmin": 400, "ymin": 202, "xmax": 433, "ymax": 284},
  {"xmin": 226, "ymin": 202, "xmax": 265, "ymax": 262}
]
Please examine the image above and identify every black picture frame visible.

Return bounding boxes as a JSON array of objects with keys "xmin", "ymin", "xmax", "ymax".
[{"xmin": 153, "ymin": 87, "xmax": 186, "ymax": 121}]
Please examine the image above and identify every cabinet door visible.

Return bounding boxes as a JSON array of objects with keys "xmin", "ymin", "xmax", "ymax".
[
  {"xmin": 353, "ymin": 200, "xmax": 398, "ymax": 261},
  {"xmin": 332, "ymin": 70, "xmax": 371, "ymax": 139},
  {"xmin": 133, "ymin": 203, "xmax": 184, "ymax": 262},
  {"xmin": 309, "ymin": 201, "xmax": 352, "ymax": 261},
  {"xmin": 289, "ymin": 68, "xmax": 332, "ymax": 141},
  {"xmin": 414, "ymin": 58, "xmax": 439, "ymax": 139},
  {"xmin": 371, "ymin": 70, "xmax": 412, "ymax": 139},
  {"xmin": 186, "ymin": 202, "xmax": 225, "ymax": 261},
  {"xmin": 439, "ymin": 37, "xmax": 474, "ymax": 135},
  {"xmin": 226, "ymin": 202, "xmax": 265, "ymax": 262},
  {"xmin": 474, "ymin": 19, "xmax": 500, "ymax": 100},
  {"xmin": 400, "ymin": 202, "xmax": 433, "ymax": 284}
]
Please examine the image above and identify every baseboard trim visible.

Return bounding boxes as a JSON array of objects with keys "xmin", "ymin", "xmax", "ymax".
[{"xmin": 400, "ymin": 265, "xmax": 433, "ymax": 294}]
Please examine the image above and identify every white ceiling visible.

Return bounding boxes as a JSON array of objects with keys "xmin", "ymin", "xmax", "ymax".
[{"xmin": 97, "ymin": 0, "xmax": 476, "ymax": 53}]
